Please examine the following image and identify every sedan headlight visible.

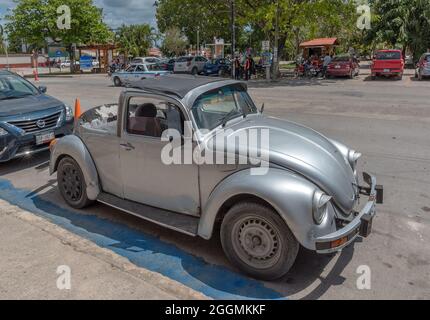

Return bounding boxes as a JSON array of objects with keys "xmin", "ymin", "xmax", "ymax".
[
  {"xmin": 65, "ymin": 104, "xmax": 74, "ymax": 121},
  {"xmin": 0, "ymin": 127, "xmax": 9, "ymax": 136},
  {"xmin": 313, "ymin": 191, "xmax": 332, "ymax": 225}
]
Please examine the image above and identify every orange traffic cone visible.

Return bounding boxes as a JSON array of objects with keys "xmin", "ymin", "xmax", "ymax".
[{"xmin": 74, "ymin": 98, "xmax": 82, "ymax": 120}]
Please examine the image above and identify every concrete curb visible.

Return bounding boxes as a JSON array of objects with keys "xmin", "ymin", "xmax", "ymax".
[{"xmin": 0, "ymin": 199, "xmax": 209, "ymax": 300}]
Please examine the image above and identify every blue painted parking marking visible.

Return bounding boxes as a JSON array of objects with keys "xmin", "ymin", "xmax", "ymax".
[{"xmin": 0, "ymin": 178, "xmax": 286, "ymax": 300}]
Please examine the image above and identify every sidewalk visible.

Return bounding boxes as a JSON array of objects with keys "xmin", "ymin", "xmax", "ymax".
[{"xmin": 0, "ymin": 199, "xmax": 206, "ymax": 300}]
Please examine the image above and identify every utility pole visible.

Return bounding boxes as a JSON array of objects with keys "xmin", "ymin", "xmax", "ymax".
[
  {"xmin": 272, "ymin": 0, "xmax": 280, "ymax": 80},
  {"xmin": 197, "ymin": 28, "xmax": 200, "ymax": 55},
  {"xmin": 231, "ymin": 0, "xmax": 236, "ymax": 78}
]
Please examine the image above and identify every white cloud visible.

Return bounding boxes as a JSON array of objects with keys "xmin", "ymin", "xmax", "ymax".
[{"xmin": 0, "ymin": 0, "xmax": 157, "ymax": 29}]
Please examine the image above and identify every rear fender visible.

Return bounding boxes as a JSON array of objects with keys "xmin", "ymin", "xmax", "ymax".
[{"xmin": 50, "ymin": 135, "xmax": 100, "ymax": 200}]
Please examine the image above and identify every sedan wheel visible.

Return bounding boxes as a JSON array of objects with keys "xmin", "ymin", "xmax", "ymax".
[
  {"xmin": 221, "ymin": 202, "xmax": 299, "ymax": 280},
  {"xmin": 57, "ymin": 157, "xmax": 94, "ymax": 209},
  {"xmin": 418, "ymin": 71, "xmax": 423, "ymax": 81},
  {"xmin": 114, "ymin": 77, "xmax": 122, "ymax": 87}
]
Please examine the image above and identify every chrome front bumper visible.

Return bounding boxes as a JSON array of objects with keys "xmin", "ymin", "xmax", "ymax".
[{"xmin": 315, "ymin": 173, "xmax": 383, "ymax": 254}]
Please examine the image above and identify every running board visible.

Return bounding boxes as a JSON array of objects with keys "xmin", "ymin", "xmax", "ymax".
[{"xmin": 97, "ymin": 193, "xmax": 199, "ymax": 236}]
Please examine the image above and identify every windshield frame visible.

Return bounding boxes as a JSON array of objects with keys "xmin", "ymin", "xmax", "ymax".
[
  {"xmin": 190, "ymin": 84, "xmax": 259, "ymax": 134},
  {"xmin": 0, "ymin": 73, "xmax": 40, "ymax": 101}
]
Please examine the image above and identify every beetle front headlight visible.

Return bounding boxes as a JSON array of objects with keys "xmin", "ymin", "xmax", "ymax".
[
  {"xmin": 313, "ymin": 191, "xmax": 332, "ymax": 225},
  {"xmin": 347, "ymin": 150, "xmax": 362, "ymax": 172},
  {"xmin": 64, "ymin": 104, "xmax": 74, "ymax": 121}
]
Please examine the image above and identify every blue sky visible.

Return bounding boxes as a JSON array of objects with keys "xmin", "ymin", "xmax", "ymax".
[{"xmin": 0, "ymin": 0, "xmax": 157, "ymax": 29}]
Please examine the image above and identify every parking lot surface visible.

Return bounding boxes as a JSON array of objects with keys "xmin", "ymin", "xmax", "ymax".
[{"xmin": 1, "ymin": 73, "xmax": 429, "ymax": 299}]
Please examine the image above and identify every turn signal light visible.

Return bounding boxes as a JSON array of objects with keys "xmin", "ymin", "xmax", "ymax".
[
  {"xmin": 331, "ymin": 237, "xmax": 348, "ymax": 249},
  {"xmin": 49, "ymin": 139, "xmax": 58, "ymax": 152}
]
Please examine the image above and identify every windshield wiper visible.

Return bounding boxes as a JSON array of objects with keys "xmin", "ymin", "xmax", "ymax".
[
  {"xmin": 216, "ymin": 109, "xmax": 244, "ymax": 129},
  {"xmin": 0, "ymin": 94, "xmax": 33, "ymax": 101}
]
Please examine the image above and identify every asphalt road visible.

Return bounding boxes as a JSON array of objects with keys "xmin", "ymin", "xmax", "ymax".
[{"xmin": 1, "ymin": 73, "xmax": 429, "ymax": 299}]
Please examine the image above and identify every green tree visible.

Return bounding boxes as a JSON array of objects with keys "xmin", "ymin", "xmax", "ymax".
[
  {"xmin": 155, "ymin": 0, "xmax": 358, "ymax": 60},
  {"xmin": 366, "ymin": 0, "xmax": 430, "ymax": 61},
  {"xmin": 161, "ymin": 27, "xmax": 188, "ymax": 56},
  {"xmin": 115, "ymin": 24, "xmax": 155, "ymax": 58},
  {"xmin": 6, "ymin": 0, "xmax": 113, "ymax": 71}
]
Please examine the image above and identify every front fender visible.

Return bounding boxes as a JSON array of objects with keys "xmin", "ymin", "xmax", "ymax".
[
  {"xmin": 50, "ymin": 135, "xmax": 100, "ymax": 200},
  {"xmin": 198, "ymin": 168, "xmax": 338, "ymax": 250}
]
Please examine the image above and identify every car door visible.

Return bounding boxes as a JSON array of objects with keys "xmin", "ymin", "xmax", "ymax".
[
  {"xmin": 119, "ymin": 93, "xmax": 201, "ymax": 216},
  {"xmin": 197, "ymin": 57, "xmax": 207, "ymax": 72},
  {"xmin": 122, "ymin": 66, "xmax": 136, "ymax": 84},
  {"xmin": 131, "ymin": 65, "xmax": 147, "ymax": 83}
]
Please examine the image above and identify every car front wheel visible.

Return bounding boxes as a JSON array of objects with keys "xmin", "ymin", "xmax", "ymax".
[
  {"xmin": 57, "ymin": 157, "xmax": 94, "ymax": 209},
  {"xmin": 221, "ymin": 202, "xmax": 299, "ymax": 281}
]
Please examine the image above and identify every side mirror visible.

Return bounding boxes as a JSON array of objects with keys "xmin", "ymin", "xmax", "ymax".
[{"xmin": 39, "ymin": 86, "xmax": 47, "ymax": 93}]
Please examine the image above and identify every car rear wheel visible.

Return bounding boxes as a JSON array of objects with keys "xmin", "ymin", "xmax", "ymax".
[
  {"xmin": 113, "ymin": 77, "xmax": 122, "ymax": 87},
  {"xmin": 221, "ymin": 202, "xmax": 299, "ymax": 281},
  {"xmin": 418, "ymin": 71, "xmax": 423, "ymax": 81},
  {"xmin": 57, "ymin": 157, "xmax": 94, "ymax": 209}
]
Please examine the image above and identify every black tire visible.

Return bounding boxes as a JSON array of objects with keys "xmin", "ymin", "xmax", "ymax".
[
  {"xmin": 418, "ymin": 71, "xmax": 423, "ymax": 81},
  {"xmin": 220, "ymin": 202, "xmax": 299, "ymax": 281},
  {"xmin": 57, "ymin": 157, "xmax": 94, "ymax": 209},
  {"xmin": 191, "ymin": 67, "xmax": 198, "ymax": 76},
  {"xmin": 371, "ymin": 75, "xmax": 376, "ymax": 80},
  {"xmin": 113, "ymin": 77, "xmax": 122, "ymax": 87}
]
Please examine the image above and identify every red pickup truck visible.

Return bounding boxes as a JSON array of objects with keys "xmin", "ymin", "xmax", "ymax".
[{"xmin": 371, "ymin": 50, "xmax": 404, "ymax": 80}]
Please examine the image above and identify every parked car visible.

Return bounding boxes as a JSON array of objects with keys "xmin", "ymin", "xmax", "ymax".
[
  {"xmin": 174, "ymin": 56, "xmax": 208, "ymax": 75},
  {"xmin": 59, "ymin": 60, "xmax": 80, "ymax": 69},
  {"xmin": 111, "ymin": 63, "xmax": 171, "ymax": 87},
  {"xmin": 327, "ymin": 55, "xmax": 360, "ymax": 78},
  {"xmin": 371, "ymin": 50, "xmax": 404, "ymax": 80},
  {"xmin": 156, "ymin": 58, "xmax": 176, "ymax": 72},
  {"xmin": 131, "ymin": 57, "xmax": 161, "ymax": 65},
  {"xmin": 0, "ymin": 71, "xmax": 73, "ymax": 162},
  {"xmin": 415, "ymin": 53, "xmax": 430, "ymax": 81},
  {"xmin": 50, "ymin": 75, "xmax": 383, "ymax": 280},
  {"xmin": 203, "ymin": 58, "xmax": 232, "ymax": 76}
]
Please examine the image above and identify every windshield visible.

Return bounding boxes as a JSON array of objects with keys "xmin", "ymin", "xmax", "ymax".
[
  {"xmin": 333, "ymin": 56, "xmax": 351, "ymax": 62},
  {"xmin": 192, "ymin": 85, "xmax": 258, "ymax": 131},
  {"xmin": 425, "ymin": 55, "xmax": 430, "ymax": 62},
  {"xmin": 376, "ymin": 51, "xmax": 401, "ymax": 60},
  {"xmin": 177, "ymin": 57, "xmax": 193, "ymax": 63},
  {"xmin": 0, "ymin": 74, "xmax": 39, "ymax": 101}
]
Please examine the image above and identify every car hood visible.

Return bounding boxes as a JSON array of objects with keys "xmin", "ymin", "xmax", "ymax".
[
  {"xmin": 0, "ymin": 94, "xmax": 64, "ymax": 118},
  {"xmin": 207, "ymin": 115, "xmax": 358, "ymax": 213}
]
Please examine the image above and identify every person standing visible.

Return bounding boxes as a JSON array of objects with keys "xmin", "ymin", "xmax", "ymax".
[
  {"xmin": 244, "ymin": 55, "xmax": 252, "ymax": 81},
  {"xmin": 234, "ymin": 56, "xmax": 241, "ymax": 80},
  {"xmin": 323, "ymin": 53, "xmax": 332, "ymax": 78}
]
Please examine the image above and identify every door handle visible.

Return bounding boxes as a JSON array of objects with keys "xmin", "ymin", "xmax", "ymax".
[{"xmin": 120, "ymin": 142, "xmax": 135, "ymax": 151}]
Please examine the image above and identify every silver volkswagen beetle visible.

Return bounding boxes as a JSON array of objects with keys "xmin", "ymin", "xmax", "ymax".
[{"xmin": 50, "ymin": 75, "xmax": 383, "ymax": 280}]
